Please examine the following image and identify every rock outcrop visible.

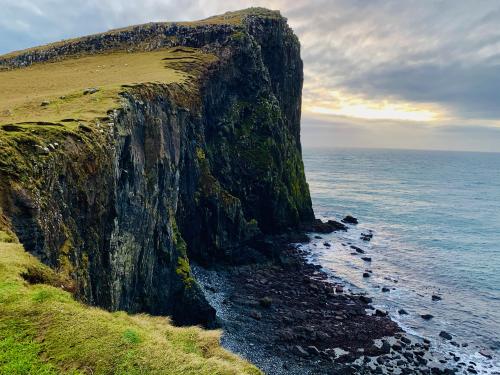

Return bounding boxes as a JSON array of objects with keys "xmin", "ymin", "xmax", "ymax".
[{"xmin": 0, "ymin": 8, "xmax": 313, "ymax": 326}]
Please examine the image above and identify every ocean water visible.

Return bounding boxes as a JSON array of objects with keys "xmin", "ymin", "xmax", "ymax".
[{"xmin": 301, "ymin": 147, "xmax": 500, "ymax": 372}]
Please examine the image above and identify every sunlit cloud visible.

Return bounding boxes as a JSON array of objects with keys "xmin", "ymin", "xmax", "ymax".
[{"xmin": 303, "ymin": 88, "xmax": 444, "ymax": 122}]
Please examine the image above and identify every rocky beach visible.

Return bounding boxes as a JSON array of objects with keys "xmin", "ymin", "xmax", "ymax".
[{"xmin": 194, "ymin": 218, "xmax": 498, "ymax": 374}]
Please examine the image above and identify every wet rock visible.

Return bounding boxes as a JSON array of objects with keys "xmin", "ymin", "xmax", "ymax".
[
  {"xmin": 350, "ymin": 245, "xmax": 365, "ymax": 254},
  {"xmin": 363, "ymin": 272, "xmax": 371, "ymax": 278},
  {"xmin": 401, "ymin": 336, "xmax": 412, "ymax": 345},
  {"xmin": 421, "ymin": 314, "xmax": 434, "ymax": 320},
  {"xmin": 432, "ymin": 295, "xmax": 442, "ymax": 301},
  {"xmin": 259, "ymin": 296, "xmax": 272, "ymax": 308},
  {"xmin": 306, "ymin": 345, "xmax": 321, "ymax": 356},
  {"xmin": 398, "ymin": 309, "xmax": 408, "ymax": 315},
  {"xmin": 360, "ymin": 232, "xmax": 373, "ymax": 241},
  {"xmin": 295, "ymin": 345, "xmax": 309, "ymax": 357},
  {"xmin": 381, "ymin": 340, "xmax": 391, "ymax": 354},
  {"xmin": 479, "ymin": 349, "xmax": 492, "ymax": 359},
  {"xmin": 439, "ymin": 331, "xmax": 453, "ymax": 340},
  {"xmin": 361, "ymin": 257, "xmax": 372, "ymax": 262},
  {"xmin": 250, "ymin": 310, "xmax": 262, "ymax": 320},
  {"xmin": 375, "ymin": 309, "xmax": 388, "ymax": 317},
  {"xmin": 305, "ymin": 218, "xmax": 347, "ymax": 233},
  {"xmin": 342, "ymin": 215, "xmax": 358, "ymax": 224},
  {"xmin": 392, "ymin": 343, "xmax": 402, "ymax": 351},
  {"xmin": 381, "ymin": 287, "xmax": 390, "ymax": 292},
  {"xmin": 359, "ymin": 295, "xmax": 372, "ymax": 304},
  {"xmin": 324, "ymin": 242, "xmax": 331, "ymax": 247}
]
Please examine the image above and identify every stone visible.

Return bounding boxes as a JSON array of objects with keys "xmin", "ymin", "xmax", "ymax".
[
  {"xmin": 421, "ymin": 314, "xmax": 434, "ymax": 320},
  {"xmin": 439, "ymin": 331, "xmax": 453, "ymax": 340},
  {"xmin": 351, "ymin": 245, "xmax": 365, "ymax": 254},
  {"xmin": 40, "ymin": 100, "xmax": 50, "ymax": 106},
  {"xmin": 342, "ymin": 215, "xmax": 358, "ymax": 224},
  {"xmin": 478, "ymin": 349, "xmax": 492, "ymax": 359},
  {"xmin": 250, "ymin": 310, "xmax": 262, "ymax": 320},
  {"xmin": 432, "ymin": 295, "xmax": 442, "ymax": 301},
  {"xmin": 363, "ymin": 272, "xmax": 371, "ymax": 278},
  {"xmin": 361, "ymin": 257, "xmax": 372, "ymax": 262},
  {"xmin": 259, "ymin": 296, "xmax": 272, "ymax": 308},
  {"xmin": 359, "ymin": 295, "xmax": 372, "ymax": 304},
  {"xmin": 83, "ymin": 87, "xmax": 99, "ymax": 95},
  {"xmin": 295, "ymin": 345, "xmax": 309, "ymax": 357},
  {"xmin": 398, "ymin": 309, "xmax": 408, "ymax": 315},
  {"xmin": 382, "ymin": 287, "xmax": 390, "ymax": 292},
  {"xmin": 306, "ymin": 345, "xmax": 321, "ymax": 356}
]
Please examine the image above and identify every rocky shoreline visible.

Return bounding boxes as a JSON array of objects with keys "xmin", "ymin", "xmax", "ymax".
[{"xmin": 193, "ymin": 222, "xmax": 492, "ymax": 375}]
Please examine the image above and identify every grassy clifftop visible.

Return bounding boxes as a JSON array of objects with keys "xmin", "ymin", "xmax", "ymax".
[
  {"xmin": 0, "ymin": 47, "xmax": 216, "ymax": 125},
  {"xmin": 0, "ymin": 232, "xmax": 260, "ymax": 375}
]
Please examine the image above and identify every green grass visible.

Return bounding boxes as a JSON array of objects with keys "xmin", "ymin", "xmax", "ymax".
[
  {"xmin": 0, "ymin": 48, "xmax": 216, "ymax": 126},
  {"xmin": 0, "ymin": 238, "xmax": 261, "ymax": 375}
]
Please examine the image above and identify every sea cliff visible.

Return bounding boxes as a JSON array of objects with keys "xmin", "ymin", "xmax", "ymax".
[{"xmin": 0, "ymin": 8, "xmax": 313, "ymax": 328}]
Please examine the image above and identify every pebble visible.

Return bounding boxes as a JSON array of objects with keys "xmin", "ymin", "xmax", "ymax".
[{"xmin": 439, "ymin": 331, "xmax": 453, "ymax": 340}]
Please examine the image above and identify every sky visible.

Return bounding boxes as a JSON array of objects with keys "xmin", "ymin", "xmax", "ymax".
[{"xmin": 1, "ymin": 0, "xmax": 499, "ymax": 152}]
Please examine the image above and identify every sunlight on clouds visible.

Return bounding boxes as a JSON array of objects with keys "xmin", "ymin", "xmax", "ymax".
[{"xmin": 303, "ymin": 89, "xmax": 443, "ymax": 122}]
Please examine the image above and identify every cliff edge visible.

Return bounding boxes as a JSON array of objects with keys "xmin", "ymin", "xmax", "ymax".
[{"xmin": 0, "ymin": 8, "xmax": 313, "ymax": 328}]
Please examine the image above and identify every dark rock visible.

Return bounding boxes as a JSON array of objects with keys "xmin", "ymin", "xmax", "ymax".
[
  {"xmin": 380, "ymin": 340, "xmax": 391, "ymax": 354},
  {"xmin": 259, "ymin": 296, "xmax": 272, "ymax": 308},
  {"xmin": 360, "ymin": 232, "xmax": 373, "ymax": 241},
  {"xmin": 479, "ymin": 349, "xmax": 492, "ymax": 359},
  {"xmin": 342, "ymin": 215, "xmax": 358, "ymax": 224},
  {"xmin": 250, "ymin": 310, "xmax": 262, "ymax": 320},
  {"xmin": 363, "ymin": 272, "xmax": 371, "ymax": 278},
  {"xmin": 439, "ymin": 331, "xmax": 453, "ymax": 340},
  {"xmin": 401, "ymin": 336, "xmax": 412, "ymax": 344},
  {"xmin": 40, "ymin": 100, "xmax": 50, "ymax": 106},
  {"xmin": 421, "ymin": 314, "xmax": 434, "ymax": 320},
  {"xmin": 350, "ymin": 245, "xmax": 365, "ymax": 254},
  {"xmin": 361, "ymin": 257, "xmax": 372, "ymax": 262},
  {"xmin": 305, "ymin": 219, "xmax": 347, "ymax": 233},
  {"xmin": 295, "ymin": 345, "xmax": 309, "ymax": 357},
  {"xmin": 382, "ymin": 287, "xmax": 390, "ymax": 293},
  {"xmin": 432, "ymin": 295, "xmax": 442, "ymax": 301},
  {"xmin": 324, "ymin": 242, "xmax": 331, "ymax": 247},
  {"xmin": 392, "ymin": 343, "xmax": 402, "ymax": 351},
  {"xmin": 398, "ymin": 309, "xmax": 408, "ymax": 315},
  {"xmin": 359, "ymin": 295, "xmax": 372, "ymax": 304},
  {"xmin": 375, "ymin": 309, "xmax": 388, "ymax": 317},
  {"xmin": 306, "ymin": 345, "xmax": 321, "ymax": 356}
]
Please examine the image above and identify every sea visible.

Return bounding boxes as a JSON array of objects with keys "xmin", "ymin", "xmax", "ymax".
[{"xmin": 301, "ymin": 147, "xmax": 500, "ymax": 373}]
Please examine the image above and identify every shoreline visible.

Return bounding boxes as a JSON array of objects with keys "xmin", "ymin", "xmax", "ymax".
[{"xmin": 193, "ymin": 227, "xmax": 494, "ymax": 375}]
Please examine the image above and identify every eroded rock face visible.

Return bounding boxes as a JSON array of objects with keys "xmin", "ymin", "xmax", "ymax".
[{"xmin": 0, "ymin": 9, "xmax": 313, "ymax": 326}]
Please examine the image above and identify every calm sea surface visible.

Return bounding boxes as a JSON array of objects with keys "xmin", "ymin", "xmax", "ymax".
[{"xmin": 301, "ymin": 147, "xmax": 500, "ymax": 372}]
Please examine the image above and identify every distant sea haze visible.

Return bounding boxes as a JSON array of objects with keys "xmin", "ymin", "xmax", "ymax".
[{"xmin": 302, "ymin": 147, "xmax": 500, "ymax": 371}]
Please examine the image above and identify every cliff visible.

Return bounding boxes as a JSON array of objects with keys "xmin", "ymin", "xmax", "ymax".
[{"xmin": 0, "ymin": 7, "xmax": 313, "ymax": 328}]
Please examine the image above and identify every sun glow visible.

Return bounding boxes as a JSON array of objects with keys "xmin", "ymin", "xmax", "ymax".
[{"xmin": 303, "ymin": 89, "xmax": 443, "ymax": 122}]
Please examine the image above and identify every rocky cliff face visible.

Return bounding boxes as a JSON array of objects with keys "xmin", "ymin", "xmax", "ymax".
[{"xmin": 0, "ymin": 8, "xmax": 313, "ymax": 326}]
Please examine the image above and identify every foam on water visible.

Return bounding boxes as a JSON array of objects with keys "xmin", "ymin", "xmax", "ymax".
[{"xmin": 302, "ymin": 147, "xmax": 500, "ymax": 373}]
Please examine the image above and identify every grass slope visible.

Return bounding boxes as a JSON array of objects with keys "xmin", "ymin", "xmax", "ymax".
[
  {"xmin": 0, "ymin": 47, "xmax": 216, "ymax": 126},
  {"xmin": 0, "ymin": 232, "xmax": 260, "ymax": 375}
]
